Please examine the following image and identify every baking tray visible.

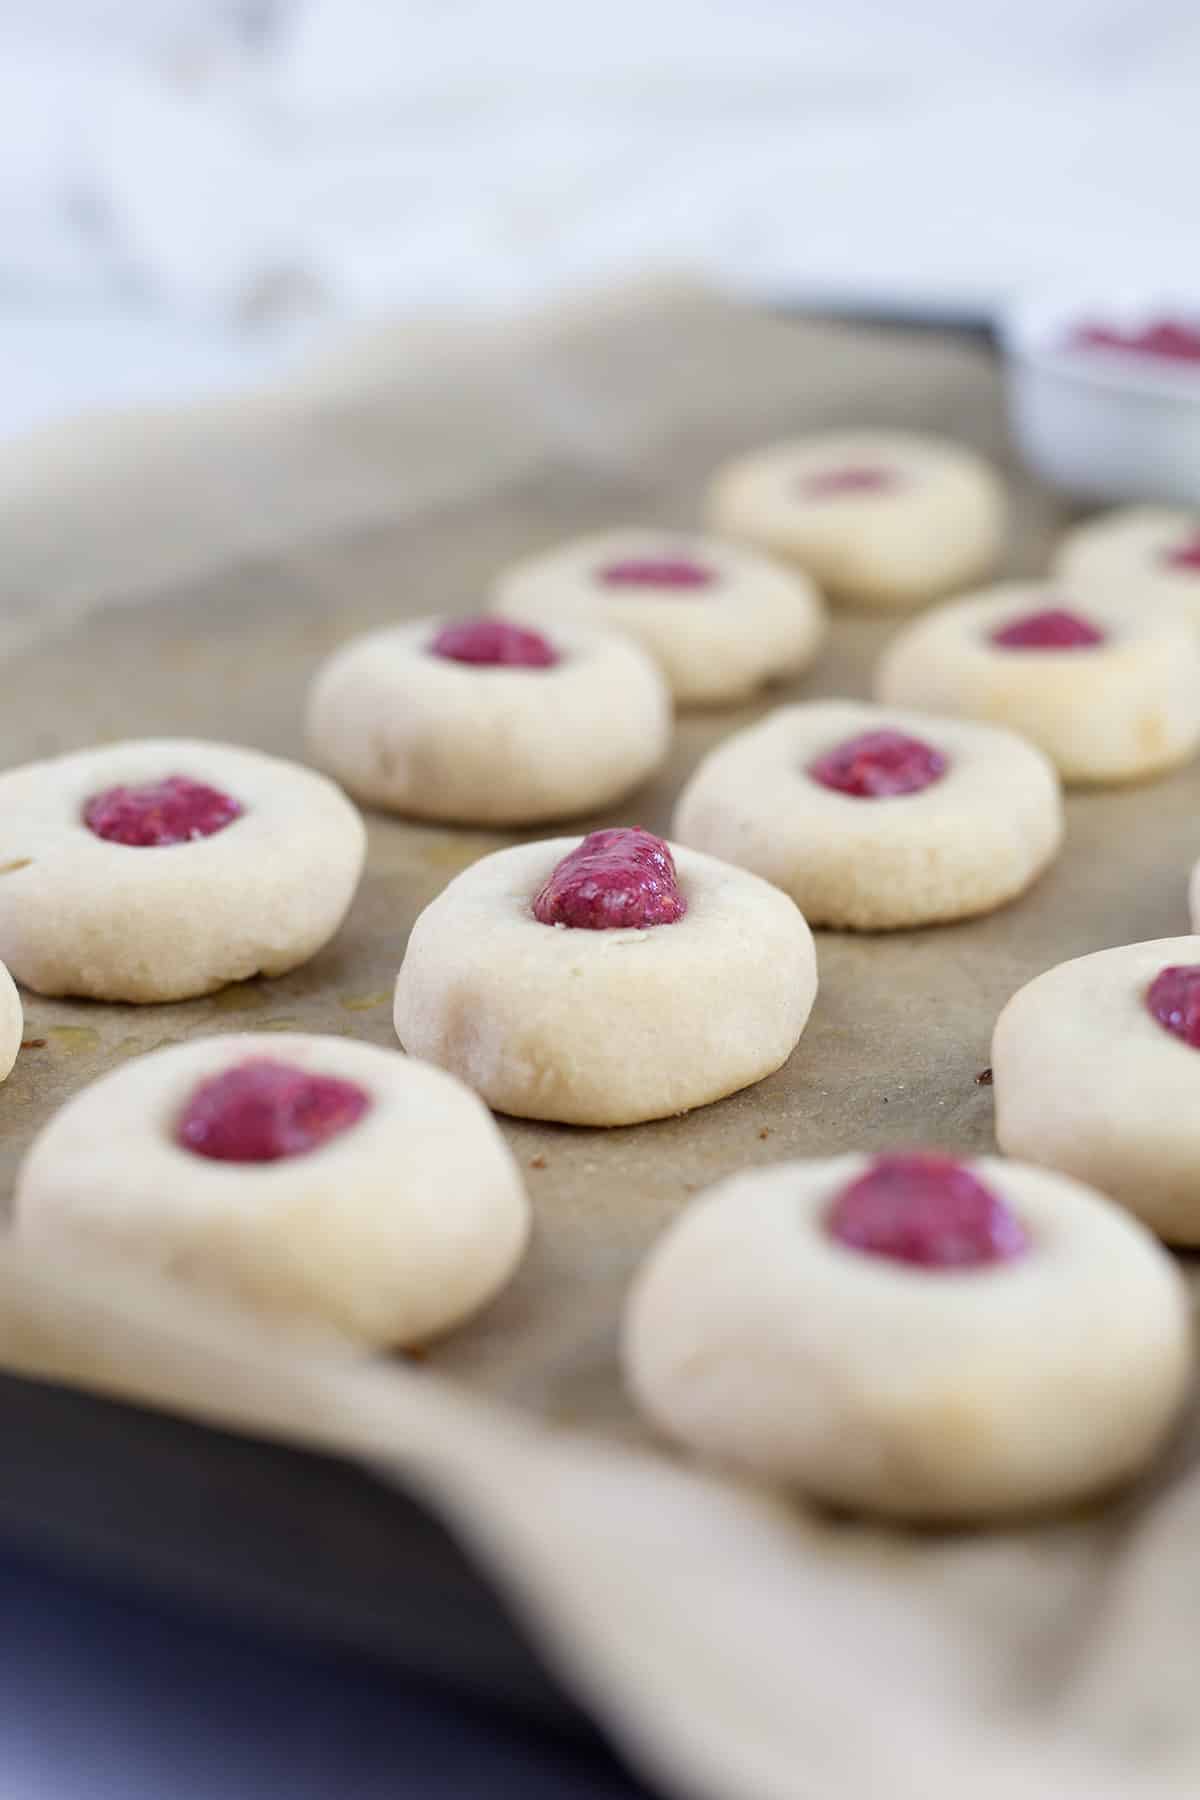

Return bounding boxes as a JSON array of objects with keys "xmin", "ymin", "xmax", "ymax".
[
  {"xmin": 0, "ymin": 1365, "xmax": 605, "ymax": 1737},
  {"xmin": 7, "ymin": 293, "xmax": 1199, "ymax": 1790},
  {"xmin": 0, "ymin": 1360, "xmax": 597, "ymax": 1728}
]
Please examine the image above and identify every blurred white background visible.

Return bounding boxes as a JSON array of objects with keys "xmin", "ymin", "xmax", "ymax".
[{"xmin": 1, "ymin": 0, "xmax": 1198, "ymax": 437}]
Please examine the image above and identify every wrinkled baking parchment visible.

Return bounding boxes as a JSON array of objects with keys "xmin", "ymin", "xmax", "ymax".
[{"xmin": 1, "ymin": 279, "xmax": 1197, "ymax": 1800}]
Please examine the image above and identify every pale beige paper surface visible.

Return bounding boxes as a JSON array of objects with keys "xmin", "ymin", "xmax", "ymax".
[{"xmin": 1, "ymin": 280, "xmax": 1198, "ymax": 1800}]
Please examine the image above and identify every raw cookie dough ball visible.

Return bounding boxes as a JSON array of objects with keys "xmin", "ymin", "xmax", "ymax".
[
  {"xmin": 624, "ymin": 1151, "xmax": 1191, "ymax": 1520},
  {"xmin": 1055, "ymin": 506, "xmax": 1200, "ymax": 625},
  {"xmin": 490, "ymin": 528, "xmax": 825, "ymax": 707},
  {"xmin": 307, "ymin": 614, "xmax": 671, "ymax": 825},
  {"xmin": 672, "ymin": 700, "xmax": 1061, "ymax": 930},
  {"xmin": 0, "ymin": 740, "xmax": 366, "ymax": 1003},
  {"xmin": 0, "ymin": 961, "xmax": 22, "ymax": 1082},
  {"xmin": 16, "ymin": 1034, "xmax": 529, "ymax": 1347},
  {"xmin": 706, "ymin": 431, "xmax": 1005, "ymax": 610},
  {"xmin": 395, "ymin": 827, "xmax": 817, "ymax": 1125},
  {"xmin": 994, "ymin": 936, "xmax": 1200, "ymax": 1243},
  {"xmin": 876, "ymin": 583, "xmax": 1200, "ymax": 785}
]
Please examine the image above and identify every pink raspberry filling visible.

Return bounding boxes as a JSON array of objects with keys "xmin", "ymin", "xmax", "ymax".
[
  {"xmin": 84, "ymin": 775, "xmax": 243, "ymax": 847},
  {"xmin": 1069, "ymin": 319, "xmax": 1200, "ymax": 364},
  {"xmin": 596, "ymin": 556, "xmax": 716, "ymax": 591},
  {"xmin": 990, "ymin": 606, "xmax": 1105, "ymax": 649},
  {"xmin": 430, "ymin": 617, "xmax": 558, "ymax": 667},
  {"xmin": 799, "ymin": 466, "xmax": 898, "ymax": 498},
  {"xmin": 177, "ymin": 1057, "xmax": 370, "ymax": 1163},
  {"xmin": 1146, "ymin": 964, "xmax": 1200, "ymax": 1049},
  {"xmin": 1164, "ymin": 535, "xmax": 1200, "ymax": 572},
  {"xmin": 808, "ymin": 729, "xmax": 947, "ymax": 799},
  {"xmin": 532, "ymin": 827, "xmax": 686, "ymax": 930},
  {"xmin": 827, "ymin": 1152, "xmax": 1029, "ymax": 1269}
]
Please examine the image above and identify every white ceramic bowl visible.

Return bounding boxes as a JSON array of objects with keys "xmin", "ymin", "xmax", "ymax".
[{"xmin": 1003, "ymin": 291, "xmax": 1200, "ymax": 506}]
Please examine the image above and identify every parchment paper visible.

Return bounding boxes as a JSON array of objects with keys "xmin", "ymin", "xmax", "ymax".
[{"xmin": 2, "ymin": 280, "xmax": 1199, "ymax": 1800}]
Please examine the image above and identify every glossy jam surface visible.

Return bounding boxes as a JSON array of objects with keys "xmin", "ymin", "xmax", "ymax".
[
  {"xmin": 1069, "ymin": 319, "xmax": 1200, "ymax": 364},
  {"xmin": 827, "ymin": 1152, "xmax": 1029, "ymax": 1269},
  {"xmin": 1146, "ymin": 964, "xmax": 1200, "ymax": 1050},
  {"xmin": 990, "ymin": 606, "xmax": 1106, "ymax": 650},
  {"xmin": 430, "ymin": 617, "xmax": 558, "ymax": 667},
  {"xmin": 177, "ymin": 1058, "xmax": 371, "ymax": 1163},
  {"xmin": 798, "ymin": 466, "xmax": 898, "ymax": 498},
  {"xmin": 596, "ymin": 556, "xmax": 716, "ymax": 591},
  {"xmin": 1164, "ymin": 534, "xmax": 1200, "ymax": 572},
  {"xmin": 532, "ymin": 827, "xmax": 686, "ymax": 930},
  {"xmin": 84, "ymin": 776, "xmax": 243, "ymax": 847},
  {"xmin": 808, "ymin": 729, "xmax": 947, "ymax": 799}
]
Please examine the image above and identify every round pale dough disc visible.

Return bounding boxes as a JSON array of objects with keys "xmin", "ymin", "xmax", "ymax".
[
  {"xmin": 993, "ymin": 935, "xmax": 1200, "ymax": 1243},
  {"xmin": 306, "ymin": 615, "xmax": 671, "ymax": 825},
  {"xmin": 16, "ymin": 1033, "xmax": 530, "ymax": 1347},
  {"xmin": 0, "ymin": 739, "xmax": 366, "ymax": 1002},
  {"xmin": 490, "ymin": 527, "xmax": 825, "ymax": 707},
  {"xmin": 706, "ymin": 431, "xmax": 1005, "ymax": 610},
  {"xmin": 672, "ymin": 700, "xmax": 1061, "ymax": 930},
  {"xmin": 394, "ymin": 838, "xmax": 817, "ymax": 1126},
  {"xmin": 623, "ymin": 1154, "xmax": 1191, "ymax": 1520},
  {"xmin": 1055, "ymin": 506, "xmax": 1200, "ymax": 624},
  {"xmin": 0, "ymin": 961, "xmax": 22, "ymax": 1083},
  {"xmin": 876, "ymin": 583, "xmax": 1200, "ymax": 785}
]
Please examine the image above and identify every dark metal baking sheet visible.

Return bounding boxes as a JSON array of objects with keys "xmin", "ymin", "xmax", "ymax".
[{"xmin": 1, "ymin": 1370, "xmax": 599, "ymax": 1739}]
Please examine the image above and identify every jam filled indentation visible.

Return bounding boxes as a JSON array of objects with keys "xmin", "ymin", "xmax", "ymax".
[
  {"xmin": 990, "ymin": 607, "xmax": 1105, "ymax": 650},
  {"xmin": 532, "ymin": 827, "xmax": 686, "ymax": 930},
  {"xmin": 808, "ymin": 729, "xmax": 947, "ymax": 799},
  {"xmin": 596, "ymin": 556, "xmax": 716, "ymax": 592},
  {"xmin": 1164, "ymin": 534, "xmax": 1200, "ymax": 573},
  {"xmin": 177, "ymin": 1057, "xmax": 371, "ymax": 1162},
  {"xmin": 1146, "ymin": 964, "xmax": 1200, "ymax": 1050},
  {"xmin": 798, "ymin": 466, "xmax": 898, "ymax": 499},
  {"xmin": 84, "ymin": 776, "xmax": 243, "ymax": 847},
  {"xmin": 827, "ymin": 1152, "xmax": 1029, "ymax": 1269},
  {"xmin": 430, "ymin": 618, "xmax": 559, "ymax": 667}
]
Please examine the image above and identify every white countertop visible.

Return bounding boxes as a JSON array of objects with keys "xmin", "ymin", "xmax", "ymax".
[{"xmin": 1, "ymin": 0, "xmax": 1197, "ymax": 441}]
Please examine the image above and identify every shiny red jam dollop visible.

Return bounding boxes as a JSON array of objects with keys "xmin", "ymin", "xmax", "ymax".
[
  {"xmin": 1164, "ymin": 535, "xmax": 1200, "ymax": 572},
  {"xmin": 430, "ymin": 617, "xmax": 558, "ymax": 667},
  {"xmin": 799, "ymin": 466, "xmax": 898, "ymax": 498},
  {"xmin": 177, "ymin": 1058, "xmax": 371, "ymax": 1163},
  {"xmin": 990, "ymin": 606, "xmax": 1105, "ymax": 649},
  {"xmin": 84, "ymin": 776, "xmax": 243, "ymax": 847},
  {"xmin": 532, "ymin": 827, "xmax": 686, "ymax": 930},
  {"xmin": 1146, "ymin": 964, "xmax": 1200, "ymax": 1050},
  {"xmin": 808, "ymin": 729, "xmax": 947, "ymax": 799},
  {"xmin": 1069, "ymin": 319, "xmax": 1200, "ymax": 364},
  {"xmin": 596, "ymin": 556, "xmax": 716, "ymax": 591},
  {"xmin": 827, "ymin": 1152, "xmax": 1029, "ymax": 1269}
]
